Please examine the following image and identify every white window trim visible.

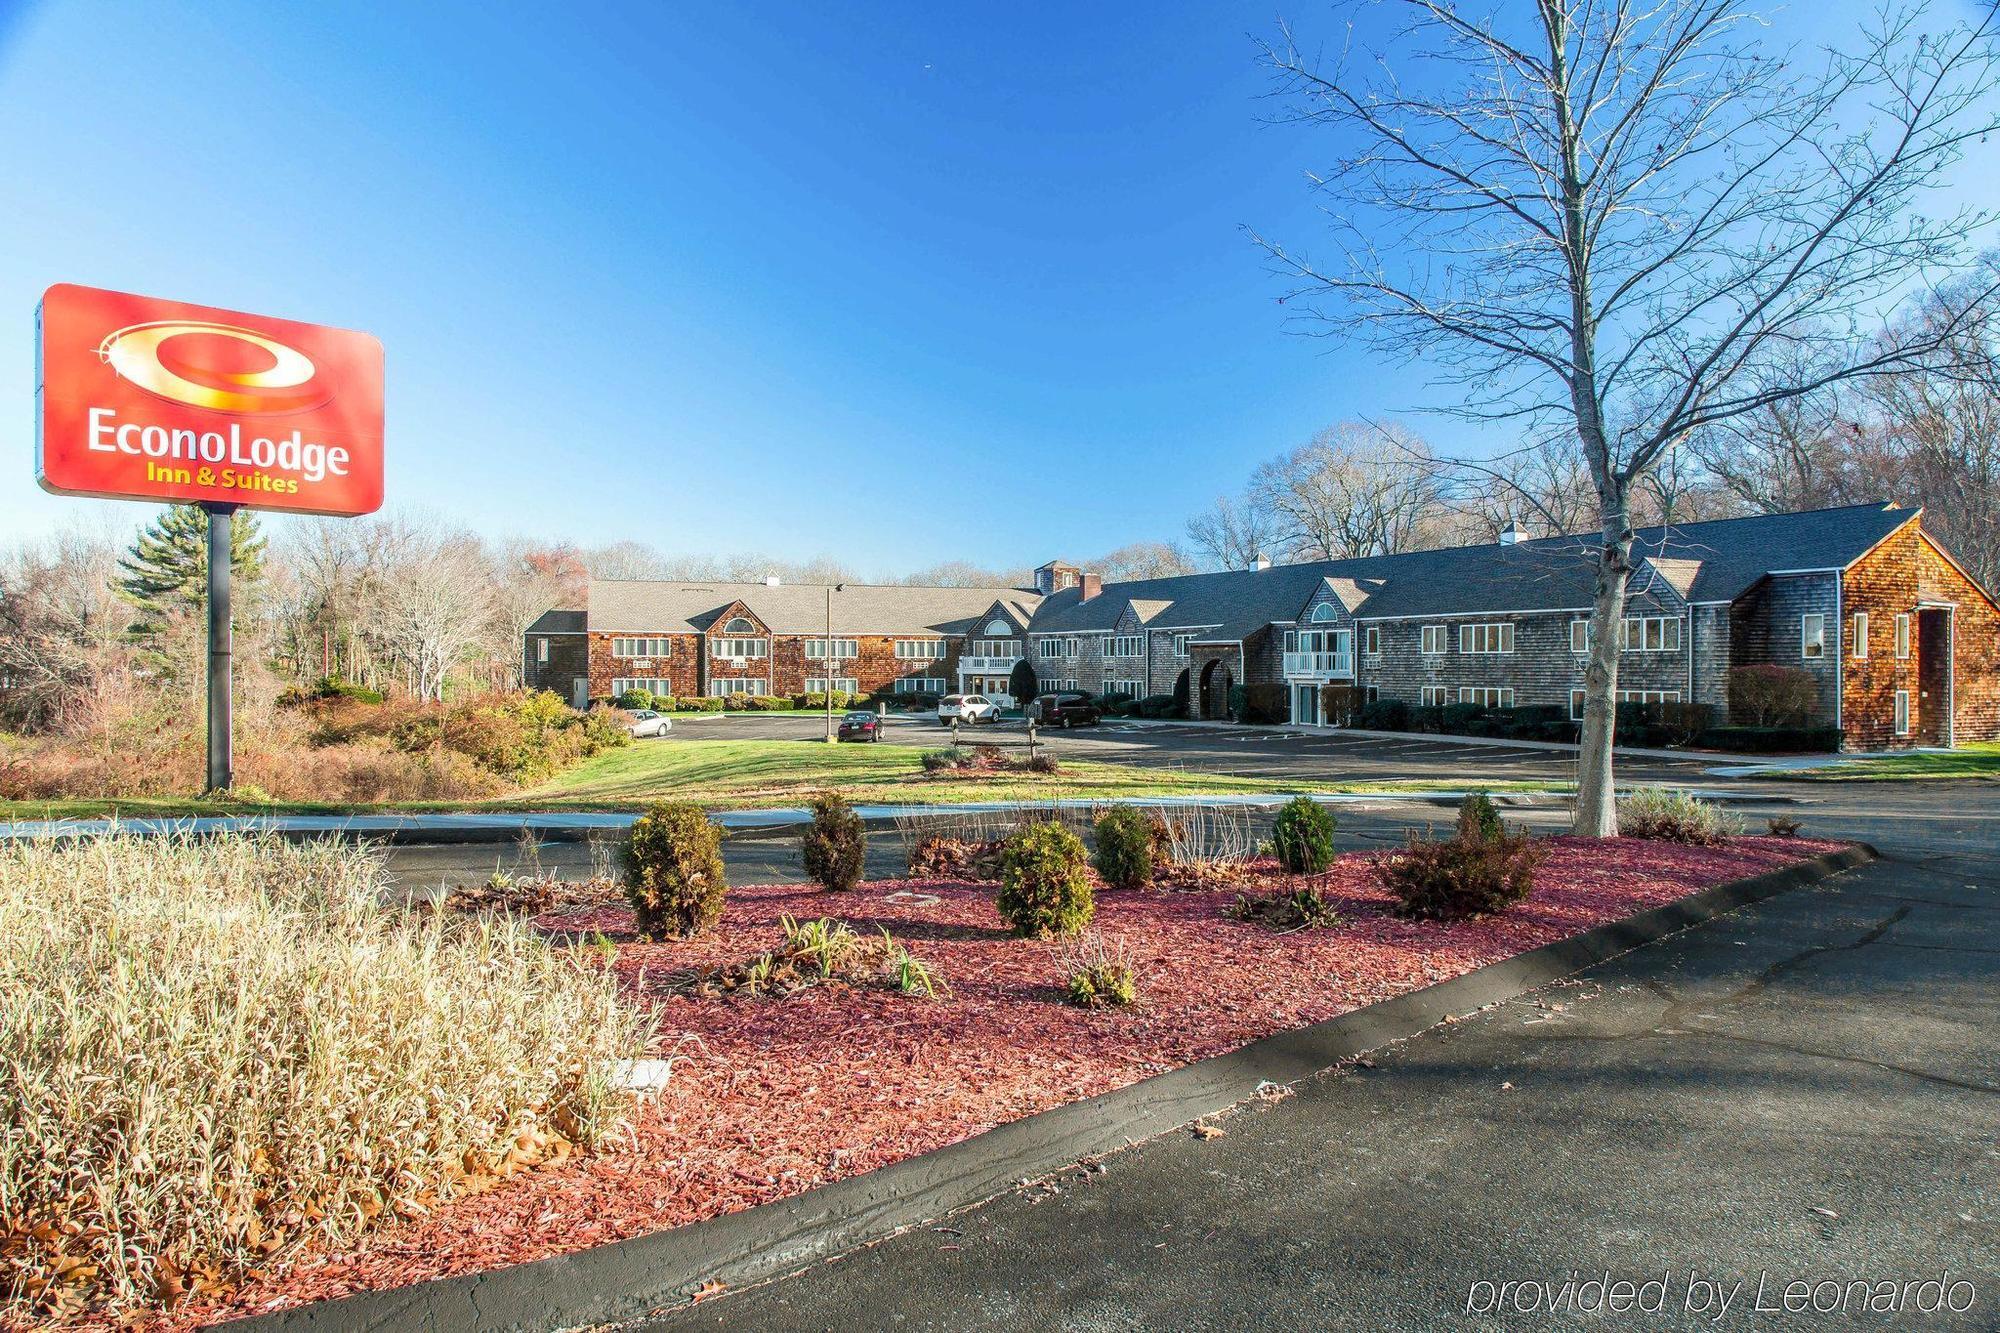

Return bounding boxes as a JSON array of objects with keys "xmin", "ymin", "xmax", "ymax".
[
  {"xmin": 1459, "ymin": 623, "xmax": 1516, "ymax": 655},
  {"xmin": 804, "ymin": 676, "xmax": 859, "ymax": 695},
  {"xmin": 1102, "ymin": 635, "xmax": 1143, "ymax": 658},
  {"xmin": 1420, "ymin": 625, "xmax": 1447, "ymax": 656},
  {"xmin": 1363, "ymin": 625, "xmax": 1381, "ymax": 656},
  {"xmin": 1852, "ymin": 611, "xmax": 1868, "ymax": 659},
  {"xmin": 805, "ymin": 639, "xmax": 859, "ymax": 662},
  {"xmin": 708, "ymin": 678, "xmax": 769, "ymax": 698},
  {"xmin": 1894, "ymin": 689, "xmax": 1911, "ymax": 736},
  {"xmin": 1570, "ymin": 619, "xmax": 1591, "ymax": 655},
  {"xmin": 537, "ymin": 638, "xmax": 550, "ymax": 663},
  {"xmin": 895, "ymin": 676, "xmax": 946, "ymax": 694},
  {"xmin": 1420, "ymin": 685, "xmax": 1449, "ymax": 707},
  {"xmin": 1309, "ymin": 603, "xmax": 1338, "ymax": 623},
  {"xmin": 612, "ymin": 636, "xmax": 675, "ymax": 659},
  {"xmin": 1801, "ymin": 614, "xmax": 1825, "ymax": 660},
  {"xmin": 611, "ymin": 677, "xmax": 672, "ymax": 698},
  {"xmin": 894, "ymin": 638, "xmax": 947, "ymax": 661},
  {"xmin": 1619, "ymin": 615, "xmax": 1682, "ymax": 653},
  {"xmin": 1172, "ymin": 633, "xmax": 1194, "ymax": 658},
  {"xmin": 1456, "ymin": 686, "xmax": 1516, "ymax": 708},
  {"xmin": 713, "ymin": 637, "xmax": 769, "ymax": 661},
  {"xmin": 1895, "ymin": 613, "xmax": 1911, "ymax": 660}
]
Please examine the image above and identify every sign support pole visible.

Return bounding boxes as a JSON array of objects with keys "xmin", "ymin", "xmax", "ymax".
[{"xmin": 204, "ymin": 502, "xmax": 236, "ymax": 793}]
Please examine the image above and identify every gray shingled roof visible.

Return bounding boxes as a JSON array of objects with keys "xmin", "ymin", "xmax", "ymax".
[
  {"xmin": 586, "ymin": 581, "xmax": 1040, "ymax": 636},
  {"xmin": 1024, "ymin": 503, "xmax": 1917, "ymax": 637},
  {"xmin": 526, "ymin": 609, "xmax": 585, "ymax": 634}
]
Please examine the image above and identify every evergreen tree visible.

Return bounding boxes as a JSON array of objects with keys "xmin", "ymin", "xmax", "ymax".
[{"xmin": 116, "ymin": 505, "xmax": 266, "ymax": 639}]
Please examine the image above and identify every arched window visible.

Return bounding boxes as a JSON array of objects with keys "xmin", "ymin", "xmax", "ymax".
[
  {"xmin": 984, "ymin": 618, "xmax": 1012, "ymax": 636},
  {"xmin": 723, "ymin": 616, "xmax": 756, "ymax": 634},
  {"xmin": 1309, "ymin": 603, "xmax": 1338, "ymax": 623}
]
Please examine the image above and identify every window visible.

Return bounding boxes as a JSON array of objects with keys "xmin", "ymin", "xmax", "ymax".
[
  {"xmin": 722, "ymin": 616, "xmax": 756, "ymax": 634},
  {"xmin": 1421, "ymin": 685, "xmax": 1449, "ymax": 707},
  {"xmin": 1309, "ymin": 602, "xmax": 1338, "ymax": 623},
  {"xmin": 1570, "ymin": 619, "xmax": 1592, "ymax": 654},
  {"xmin": 536, "ymin": 638, "xmax": 549, "ymax": 663},
  {"xmin": 1458, "ymin": 686, "xmax": 1516, "ymax": 708},
  {"xmin": 805, "ymin": 677, "xmax": 858, "ymax": 695},
  {"xmin": 1365, "ymin": 685, "xmax": 1380, "ymax": 703},
  {"xmin": 1364, "ymin": 626, "xmax": 1381, "ymax": 656},
  {"xmin": 612, "ymin": 636, "xmax": 674, "ymax": 659},
  {"xmin": 611, "ymin": 677, "xmax": 670, "ymax": 698},
  {"xmin": 1619, "ymin": 616, "xmax": 1682, "ymax": 653},
  {"xmin": 968, "ymin": 638, "xmax": 1020, "ymax": 657},
  {"xmin": 713, "ymin": 637, "xmax": 767, "ymax": 660},
  {"xmin": 894, "ymin": 638, "xmax": 946, "ymax": 660},
  {"xmin": 1420, "ymin": 625, "xmax": 1448, "ymax": 656},
  {"xmin": 983, "ymin": 618, "xmax": 1013, "ymax": 636},
  {"xmin": 804, "ymin": 638, "xmax": 858, "ymax": 661},
  {"xmin": 1801, "ymin": 614, "xmax": 1825, "ymax": 660},
  {"xmin": 1041, "ymin": 677, "xmax": 1079, "ymax": 692},
  {"xmin": 895, "ymin": 676, "xmax": 946, "ymax": 694},
  {"xmin": 1575, "ymin": 687, "xmax": 1684, "ymax": 719},
  {"xmin": 1894, "ymin": 689, "xmax": 1911, "ymax": 735},
  {"xmin": 1172, "ymin": 633, "xmax": 1194, "ymax": 657},
  {"xmin": 1895, "ymin": 613, "xmax": 1911, "ymax": 660},
  {"xmin": 1101, "ymin": 635, "xmax": 1143, "ymax": 658},
  {"xmin": 1852, "ymin": 612, "xmax": 1868, "ymax": 659},
  {"xmin": 1459, "ymin": 623, "xmax": 1515, "ymax": 655},
  {"xmin": 708, "ymin": 678, "xmax": 768, "ymax": 698},
  {"xmin": 1104, "ymin": 677, "xmax": 1143, "ymax": 697},
  {"xmin": 1039, "ymin": 637, "xmax": 1078, "ymax": 660}
]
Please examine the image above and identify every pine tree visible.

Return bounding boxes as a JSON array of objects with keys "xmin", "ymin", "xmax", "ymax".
[{"xmin": 116, "ymin": 505, "xmax": 266, "ymax": 639}]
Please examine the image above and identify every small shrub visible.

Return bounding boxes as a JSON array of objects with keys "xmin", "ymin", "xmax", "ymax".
[
  {"xmin": 1618, "ymin": 787, "xmax": 1742, "ymax": 845},
  {"xmin": 615, "ymin": 688, "xmax": 654, "ymax": 711},
  {"xmin": 1728, "ymin": 664, "xmax": 1820, "ymax": 727},
  {"xmin": 1237, "ymin": 682, "xmax": 1287, "ymax": 724},
  {"xmin": 800, "ymin": 791, "xmax": 866, "ymax": 891},
  {"xmin": 996, "ymin": 821, "xmax": 1095, "ymax": 937},
  {"xmin": 1380, "ymin": 829, "xmax": 1545, "ymax": 921},
  {"xmin": 1456, "ymin": 791, "xmax": 1504, "ymax": 843},
  {"xmin": 623, "ymin": 801, "xmax": 728, "ymax": 938},
  {"xmin": 909, "ymin": 834, "xmax": 1004, "ymax": 879},
  {"xmin": 1767, "ymin": 814, "xmax": 1803, "ymax": 837},
  {"xmin": 920, "ymin": 746, "xmax": 971, "ymax": 773},
  {"xmin": 1091, "ymin": 806, "xmax": 1154, "ymax": 890},
  {"xmin": 1023, "ymin": 752, "xmax": 1060, "ymax": 774},
  {"xmin": 1059, "ymin": 930, "xmax": 1138, "ymax": 1008},
  {"xmin": 1271, "ymin": 796, "xmax": 1337, "ymax": 874},
  {"xmin": 1228, "ymin": 885, "xmax": 1343, "ymax": 930}
]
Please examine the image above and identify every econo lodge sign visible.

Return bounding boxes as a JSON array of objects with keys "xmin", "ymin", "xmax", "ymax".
[{"xmin": 36, "ymin": 283, "xmax": 384, "ymax": 515}]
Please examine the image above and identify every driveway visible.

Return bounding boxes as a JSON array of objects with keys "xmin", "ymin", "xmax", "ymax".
[{"xmin": 639, "ymin": 789, "xmax": 1998, "ymax": 1331}]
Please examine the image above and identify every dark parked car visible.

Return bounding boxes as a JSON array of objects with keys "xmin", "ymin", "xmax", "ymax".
[
  {"xmin": 837, "ymin": 710, "xmax": 884, "ymax": 742},
  {"xmin": 1031, "ymin": 691, "xmax": 1101, "ymax": 727}
]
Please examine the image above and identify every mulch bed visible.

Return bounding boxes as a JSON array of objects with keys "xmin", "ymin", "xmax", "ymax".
[{"xmin": 176, "ymin": 835, "xmax": 1840, "ymax": 1328}]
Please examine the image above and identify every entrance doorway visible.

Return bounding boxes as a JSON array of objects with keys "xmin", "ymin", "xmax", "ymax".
[
  {"xmin": 1291, "ymin": 684, "xmax": 1320, "ymax": 725},
  {"xmin": 1916, "ymin": 606, "xmax": 1953, "ymax": 746},
  {"xmin": 1198, "ymin": 659, "xmax": 1234, "ymax": 720}
]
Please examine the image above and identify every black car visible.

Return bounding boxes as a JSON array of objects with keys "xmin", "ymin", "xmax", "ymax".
[
  {"xmin": 1031, "ymin": 691, "xmax": 1101, "ymax": 727},
  {"xmin": 836, "ymin": 710, "xmax": 884, "ymax": 742}
]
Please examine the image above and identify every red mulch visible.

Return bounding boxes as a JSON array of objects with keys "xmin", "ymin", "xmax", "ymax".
[{"xmin": 173, "ymin": 836, "xmax": 1839, "ymax": 1327}]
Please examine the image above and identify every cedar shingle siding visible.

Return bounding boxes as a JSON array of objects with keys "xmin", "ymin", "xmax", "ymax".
[{"xmin": 527, "ymin": 503, "xmax": 1997, "ymax": 749}]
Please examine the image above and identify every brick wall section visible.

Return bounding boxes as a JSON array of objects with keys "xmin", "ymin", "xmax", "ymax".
[
  {"xmin": 587, "ymin": 631, "xmax": 701, "ymax": 700},
  {"xmin": 1729, "ymin": 574, "xmax": 1839, "ymax": 728},
  {"xmin": 1842, "ymin": 523, "xmax": 2000, "ymax": 748}
]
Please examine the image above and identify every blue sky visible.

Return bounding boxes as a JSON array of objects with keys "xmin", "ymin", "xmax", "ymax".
[{"xmin": 0, "ymin": 2, "xmax": 1989, "ymax": 574}]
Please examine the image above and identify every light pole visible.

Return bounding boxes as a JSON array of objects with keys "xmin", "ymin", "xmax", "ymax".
[{"xmin": 824, "ymin": 582, "xmax": 845, "ymax": 743}]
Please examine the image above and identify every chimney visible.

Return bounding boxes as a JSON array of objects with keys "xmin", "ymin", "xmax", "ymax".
[
  {"xmin": 1248, "ymin": 553, "xmax": 1271, "ymax": 572},
  {"xmin": 1498, "ymin": 520, "xmax": 1522, "ymax": 547},
  {"xmin": 1078, "ymin": 572, "xmax": 1102, "ymax": 601},
  {"xmin": 763, "ymin": 575, "xmax": 782, "ymax": 586}
]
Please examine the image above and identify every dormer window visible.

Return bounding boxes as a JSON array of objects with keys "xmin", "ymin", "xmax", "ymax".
[{"xmin": 1309, "ymin": 603, "xmax": 1338, "ymax": 623}]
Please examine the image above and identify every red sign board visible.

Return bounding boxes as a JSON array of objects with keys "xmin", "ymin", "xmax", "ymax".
[{"xmin": 37, "ymin": 283, "xmax": 384, "ymax": 515}]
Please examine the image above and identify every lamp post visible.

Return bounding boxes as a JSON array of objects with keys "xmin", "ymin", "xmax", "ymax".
[{"xmin": 824, "ymin": 582, "xmax": 845, "ymax": 743}]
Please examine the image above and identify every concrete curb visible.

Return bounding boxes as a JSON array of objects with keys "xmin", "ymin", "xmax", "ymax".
[{"xmin": 225, "ymin": 842, "xmax": 1875, "ymax": 1332}]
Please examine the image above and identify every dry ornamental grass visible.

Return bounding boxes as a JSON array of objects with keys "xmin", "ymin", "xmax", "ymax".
[{"xmin": 0, "ymin": 832, "xmax": 650, "ymax": 1324}]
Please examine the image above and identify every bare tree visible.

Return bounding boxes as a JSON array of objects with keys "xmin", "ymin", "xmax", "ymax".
[
  {"xmin": 368, "ymin": 521, "xmax": 497, "ymax": 702},
  {"xmin": 1185, "ymin": 493, "xmax": 1284, "ymax": 570},
  {"xmin": 0, "ymin": 526, "xmax": 130, "ymax": 731},
  {"xmin": 1089, "ymin": 541, "xmax": 1197, "ymax": 581},
  {"xmin": 1864, "ymin": 266, "xmax": 2000, "ymax": 586},
  {"xmin": 491, "ymin": 539, "xmax": 589, "ymax": 688},
  {"xmin": 1250, "ymin": 421, "xmax": 1450, "ymax": 558},
  {"xmin": 1258, "ymin": 1, "xmax": 2000, "ymax": 833}
]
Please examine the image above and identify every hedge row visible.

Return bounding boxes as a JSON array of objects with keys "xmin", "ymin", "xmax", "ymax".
[{"xmin": 1350, "ymin": 698, "xmax": 1838, "ymax": 753}]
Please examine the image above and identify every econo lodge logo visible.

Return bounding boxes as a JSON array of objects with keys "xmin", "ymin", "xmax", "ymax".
[
  {"xmin": 37, "ymin": 284, "xmax": 384, "ymax": 517},
  {"xmin": 98, "ymin": 320, "xmax": 333, "ymax": 415}
]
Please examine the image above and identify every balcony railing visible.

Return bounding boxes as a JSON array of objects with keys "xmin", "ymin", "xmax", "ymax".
[
  {"xmin": 1283, "ymin": 651, "xmax": 1354, "ymax": 679},
  {"xmin": 958, "ymin": 655, "xmax": 1021, "ymax": 674}
]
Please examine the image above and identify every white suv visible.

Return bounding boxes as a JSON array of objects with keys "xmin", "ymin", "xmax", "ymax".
[{"xmin": 936, "ymin": 694, "xmax": 1000, "ymax": 725}]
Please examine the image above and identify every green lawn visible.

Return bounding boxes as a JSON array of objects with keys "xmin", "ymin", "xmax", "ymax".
[
  {"xmin": 0, "ymin": 737, "xmax": 1555, "ymax": 820},
  {"xmin": 1794, "ymin": 741, "xmax": 2000, "ymax": 782}
]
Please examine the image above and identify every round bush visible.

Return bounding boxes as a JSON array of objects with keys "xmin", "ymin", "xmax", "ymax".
[
  {"xmin": 623, "ymin": 801, "xmax": 728, "ymax": 938},
  {"xmin": 1271, "ymin": 796, "xmax": 1337, "ymax": 874},
  {"xmin": 1380, "ymin": 829, "xmax": 1544, "ymax": 921},
  {"xmin": 800, "ymin": 791, "xmax": 866, "ymax": 891},
  {"xmin": 996, "ymin": 821, "xmax": 1095, "ymax": 938},
  {"xmin": 1456, "ymin": 791, "xmax": 1503, "ymax": 843},
  {"xmin": 1091, "ymin": 806, "xmax": 1154, "ymax": 890},
  {"xmin": 615, "ymin": 688, "xmax": 653, "ymax": 711}
]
